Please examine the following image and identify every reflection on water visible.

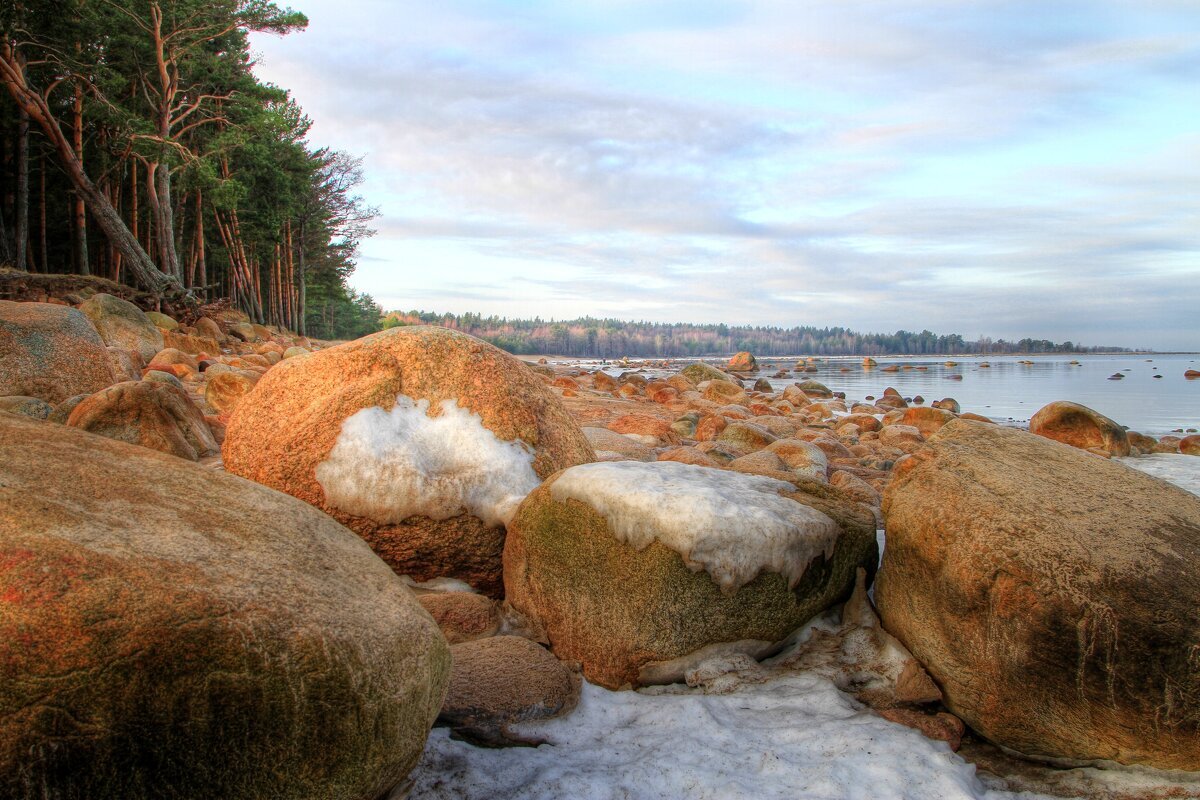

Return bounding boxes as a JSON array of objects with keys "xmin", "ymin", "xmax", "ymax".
[{"xmin": 572, "ymin": 353, "xmax": 1200, "ymax": 437}]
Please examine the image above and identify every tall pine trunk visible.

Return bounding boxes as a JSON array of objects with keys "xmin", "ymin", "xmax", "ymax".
[{"xmin": 15, "ymin": 107, "xmax": 29, "ymax": 270}]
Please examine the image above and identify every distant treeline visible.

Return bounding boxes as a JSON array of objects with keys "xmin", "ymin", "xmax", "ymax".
[{"xmin": 382, "ymin": 311, "xmax": 1127, "ymax": 357}]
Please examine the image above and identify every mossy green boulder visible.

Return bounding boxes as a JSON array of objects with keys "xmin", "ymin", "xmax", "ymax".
[
  {"xmin": 0, "ymin": 412, "xmax": 450, "ymax": 799},
  {"xmin": 503, "ymin": 462, "xmax": 877, "ymax": 689},
  {"xmin": 679, "ymin": 362, "xmax": 731, "ymax": 385}
]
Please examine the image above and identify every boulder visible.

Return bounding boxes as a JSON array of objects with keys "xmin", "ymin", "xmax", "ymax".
[
  {"xmin": 703, "ymin": 380, "xmax": 749, "ymax": 406},
  {"xmin": 47, "ymin": 393, "xmax": 88, "ymax": 424},
  {"xmin": 608, "ymin": 413, "xmax": 681, "ymax": 447},
  {"xmin": 1029, "ymin": 400, "xmax": 1130, "ymax": 457},
  {"xmin": 78, "ymin": 293, "xmax": 164, "ymax": 363},
  {"xmin": 145, "ymin": 311, "xmax": 178, "ymax": 331},
  {"xmin": 504, "ymin": 461, "xmax": 877, "ymax": 688},
  {"xmin": 193, "ymin": 316, "xmax": 225, "ymax": 342},
  {"xmin": 588, "ymin": 371, "xmax": 617, "ymax": 392},
  {"xmin": 582, "ymin": 427, "xmax": 656, "ymax": 461},
  {"xmin": 417, "ymin": 592, "xmax": 501, "ymax": 644},
  {"xmin": 205, "ymin": 371, "xmax": 257, "ymax": 416},
  {"xmin": 223, "ymin": 326, "xmax": 594, "ymax": 597},
  {"xmin": 0, "ymin": 395, "xmax": 53, "ymax": 419},
  {"xmin": 67, "ymin": 380, "xmax": 218, "ymax": 461},
  {"xmin": 1182, "ymin": 435, "xmax": 1200, "ymax": 456},
  {"xmin": 727, "ymin": 352, "xmax": 757, "ymax": 372},
  {"xmin": 796, "ymin": 380, "xmax": 832, "ymax": 398},
  {"xmin": 885, "ymin": 406, "xmax": 957, "ymax": 438},
  {"xmin": 0, "ymin": 300, "xmax": 116, "ymax": 403},
  {"xmin": 106, "ymin": 346, "xmax": 142, "ymax": 381},
  {"xmin": 162, "ymin": 330, "xmax": 222, "ymax": 356},
  {"xmin": 0, "ymin": 412, "xmax": 450, "ymax": 800},
  {"xmin": 878, "ymin": 420, "xmax": 1200, "ymax": 769},
  {"xmin": 680, "ymin": 363, "xmax": 730, "ymax": 385},
  {"xmin": 284, "ymin": 346, "xmax": 309, "ymax": 359},
  {"xmin": 437, "ymin": 636, "xmax": 580, "ymax": 746},
  {"xmin": 717, "ymin": 421, "xmax": 777, "ymax": 453}
]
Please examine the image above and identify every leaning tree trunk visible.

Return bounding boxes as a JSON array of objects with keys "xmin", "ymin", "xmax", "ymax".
[{"xmin": 0, "ymin": 45, "xmax": 184, "ymax": 297}]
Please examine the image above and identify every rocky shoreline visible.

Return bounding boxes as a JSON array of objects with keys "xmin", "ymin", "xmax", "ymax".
[{"xmin": 2, "ymin": 295, "xmax": 1199, "ymax": 799}]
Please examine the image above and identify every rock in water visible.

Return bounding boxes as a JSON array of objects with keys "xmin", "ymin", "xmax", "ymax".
[
  {"xmin": 223, "ymin": 326, "xmax": 594, "ymax": 596},
  {"xmin": 0, "ymin": 300, "xmax": 116, "ymax": 403},
  {"xmin": 77, "ymin": 293, "xmax": 164, "ymax": 364},
  {"xmin": 67, "ymin": 380, "xmax": 218, "ymax": 461},
  {"xmin": 0, "ymin": 412, "xmax": 450, "ymax": 799},
  {"xmin": 877, "ymin": 419, "xmax": 1200, "ymax": 770},
  {"xmin": 727, "ymin": 351, "xmax": 757, "ymax": 371},
  {"xmin": 504, "ymin": 461, "xmax": 877, "ymax": 689},
  {"xmin": 1029, "ymin": 400, "xmax": 1130, "ymax": 457}
]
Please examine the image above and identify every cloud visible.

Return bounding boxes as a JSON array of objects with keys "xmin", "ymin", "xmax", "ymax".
[{"xmin": 251, "ymin": 0, "xmax": 1200, "ymax": 349}]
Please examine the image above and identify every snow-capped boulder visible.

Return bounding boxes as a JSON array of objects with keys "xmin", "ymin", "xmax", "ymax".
[
  {"xmin": 504, "ymin": 461, "xmax": 877, "ymax": 689},
  {"xmin": 0, "ymin": 412, "xmax": 450, "ymax": 800},
  {"xmin": 223, "ymin": 326, "xmax": 595, "ymax": 596},
  {"xmin": 878, "ymin": 419, "xmax": 1200, "ymax": 769}
]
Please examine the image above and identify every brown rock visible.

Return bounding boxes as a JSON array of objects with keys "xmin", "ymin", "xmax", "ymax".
[
  {"xmin": 0, "ymin": 395, "xmax": 53, "ymax": 419},
  {"xmin": 657, "ymin": 447, "xmax": 720, "ymax": 468},
  {"xmin": 417, "ymin": 592, "xmax": 501, "ymax": 644},
  {"xmin": 717, "ymin": 420, "xmax": 777, "ymax": 452},
  {"xmin": 1182, "ymin": 435, "xmax": 1200, "ymax": 456},
  {"xmin": 704, "ymin": 380, "xmax": 749, "ymax": 406},
  {"xmin": 877, "ymin": 709, "xmax": 965, "ymax": 751},
  {"xmin": 67, "ymin": 380, "xmax": 218, "ymax": 461},
  {"xmin": 727, "ymin": 352, "xmax": 758, "ymax": 371},
  {"xmin": 0, "ymin": 413, "xmax": 450, "ymax": 799},
  {"xmin": 163, "ymin": 329, "xmax": 222, "ymax": 356},
  {"xmin": 695, "ymin": 414, "xmax": 728, "ymax": 442},
  {"xmin": 592, "ymin": 371, "xmax": 618, "ymax": 392},
  {"xmin": 878, "ymin": 419, "xmax": 1200, "ymax": 769},
  {"xmin": 437, "ymin": 636, "xmax": 580, "ymax": 746},
  {"xmin": 1030, "ymin": 400, "xmax": 1130, "ymax": 457},
  {"xmin": 223, "ymin": 326, "xmax": 594, "ymax": 597},
  {"xmin": 609, "ymin": 413, "xmax": 681, "ymax": 446},
  {"xmin": 205, "ymin": 371, "xmax": 256, "ymax": 415},
  {"xmin": 0, "ymin": 301, "xmax": 116, "ymax": 403},
  {"xmin": 582, "ymin": 427, "xmax": 655, "ymax": 461},
  {"xmin": 887, "ymin": 406, "xmax": 957, "ymax": 438},
  {"xmin": 78, "ymin": 293, "xmax": 164, "ymax": 363}
]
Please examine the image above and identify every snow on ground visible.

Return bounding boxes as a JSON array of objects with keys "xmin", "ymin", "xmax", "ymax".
[
  {"xmin": 1120, "ymin": 453, "xmax": 1200, "ymax": 497},
  {"xmin": 405, "ymin": 454, "xmax": 1200, "ymax": 800},
  {"xmin": 409, "ymin": 674, "xmax": 1049, "ymax": 800}
]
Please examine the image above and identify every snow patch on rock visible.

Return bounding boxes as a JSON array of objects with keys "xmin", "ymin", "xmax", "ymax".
[
  {"xmin": 316, "ymin": 396, "xmax": 540, "ymax": 527},
  {"xmin": 549, "ymin": 460, "xmax": 840, "ymax": 593}
]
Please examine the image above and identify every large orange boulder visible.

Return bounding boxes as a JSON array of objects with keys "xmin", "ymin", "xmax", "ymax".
[
  {"xmin": 1029, "ymin": 400, "xmax": 1130, "ymax": 457},
  {"xmin": 0, "ymin": 412, "xmax": 450, "ymax": 800},
  {"xmin": 1181, "ymin": 435, "xmax": 1200, "ymax": 456},
  {"xmin": 0, "ymin": 300, "xmax": 116, "ymax": 403},
  {"xmin": 223, "ymin": 326, "xmax": 594, "ymax": 596},
  {"xmin": 67, "ymin": 380, "xmax": 218, "ymax": 461},
  {"xmin": 878, "ymin": 420, "xmax": 1200, "ymax": 769},
  {"xmin": 727, "ymin": 351, "xmax": 757, "ymax": 371}
]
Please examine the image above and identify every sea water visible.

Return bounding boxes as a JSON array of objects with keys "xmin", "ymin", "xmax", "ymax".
[{"xmin": 578, "ymin": 353, "xmax": 1200, "ymax": 437}]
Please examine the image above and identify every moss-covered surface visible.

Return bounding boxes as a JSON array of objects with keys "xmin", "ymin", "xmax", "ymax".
[{"xmin": 504, "ymin": 473, "xmax": 877, "ymax": 689}]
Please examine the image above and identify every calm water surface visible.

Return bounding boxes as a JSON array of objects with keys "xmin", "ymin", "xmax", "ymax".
[{"xmin": 577, "ymin": 353, "xmax": 1200, "ymax": 437}]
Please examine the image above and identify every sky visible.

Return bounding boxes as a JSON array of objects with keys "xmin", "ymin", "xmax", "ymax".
[{"xmin": 250, "ymin": 1, "xmax": 1200, "ymax": 350}]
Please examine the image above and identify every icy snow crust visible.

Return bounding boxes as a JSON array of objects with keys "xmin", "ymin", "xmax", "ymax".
[
  {"xmin": 1120, "ymin": 453, "xmax": 1200, "ymax": 497},
  {"xmin": 549, "ymin": 460, "xmax": 841, "ymax": 593},
  {"xmin": 315, "ymin": 396, "xmax": 540, "ymax": 527},
  {"xmin": 409, "ymin": 675, "xmax": 1047, "ymax": 800}
]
